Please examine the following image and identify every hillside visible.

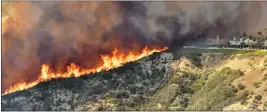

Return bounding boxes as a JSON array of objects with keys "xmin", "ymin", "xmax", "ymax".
[
  {"xmin": 1, "ymin": 53, "xmax": 174, "ymax": 111},
  {"xmin": 1, "ymin": 52, "xmax": 267, "ymax": 111},
  {"xmin": 146, "ymin": 52, "xmax": 267, "ymax": 111}
]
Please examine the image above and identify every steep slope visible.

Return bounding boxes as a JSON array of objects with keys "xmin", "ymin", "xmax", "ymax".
[
  {"xmin": 201, "ymin": 53, "xmax": 267, "ymax": 111},
  {"xmin": 1, "ymin": 53, "xmax": 174, "ymax": 111},
  {"xmin": 144, "ymin": 53, "xmax": 267, "ymax": 111}
]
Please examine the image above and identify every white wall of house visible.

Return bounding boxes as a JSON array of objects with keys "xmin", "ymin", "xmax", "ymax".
[
  {"xmin": 229, "ymin": 40, "xmax": 241, "ymax": 46},
  {"xmin": 263, "ymin": 40, "xmax": 267, "ymax": 47}
]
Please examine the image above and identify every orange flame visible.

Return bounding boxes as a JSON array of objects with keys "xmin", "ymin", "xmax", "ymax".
[{"xmin": 2, "ymin": 46, "xmax": 168, "ymax": 95}]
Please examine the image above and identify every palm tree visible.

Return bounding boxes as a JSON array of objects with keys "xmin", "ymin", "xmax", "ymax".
[{"xmin": 248, "ymin": 35, "xmax": 254, "ymax": 49}]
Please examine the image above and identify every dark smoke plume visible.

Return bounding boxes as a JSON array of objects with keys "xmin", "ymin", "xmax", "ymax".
[{"xmin": 2, "ymin": 1, "xmax": 267, "ymax": 92}]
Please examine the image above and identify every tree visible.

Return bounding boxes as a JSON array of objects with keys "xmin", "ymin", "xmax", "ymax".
[
  {"xmin": 226, "ymin": 42, "xmax": 231, "ymax": 48},
  {"xmin": 256, "ymin": 41, "xmax": 263, "ymax": 49},
  {"xmin": 248, "ymin": 35, "xmax": 254, "ymax": 48},
  {"xmin": 240, "ymin": 42, "xmax": 245, "ymax": 49},
  {"xmin": 249, "ymin": 35, "xmax": 253, "ymax": 40},
  {"xmin": 258, "ymin": 31, "xmax": 262, "ymax": 36},
  {"xmin": 257, "ymin": 32, "xmax": 263, "ymax": 49}
]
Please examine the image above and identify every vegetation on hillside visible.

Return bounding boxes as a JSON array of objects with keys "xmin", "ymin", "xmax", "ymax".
[
  {"xmin": 2, "ymin": 52, "xmax": 266, "ymax": 111},
  {"xmin": 141, "ymin": 65, "xmax": 248, "ymax": 111},
  {"xmin": 187, "ymin": 67, "xmax": 246, "ymax": 110}
]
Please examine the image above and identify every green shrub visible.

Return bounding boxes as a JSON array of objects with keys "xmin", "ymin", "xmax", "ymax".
[
  {"xmin": 250, "ymin": 91, "xmax": 255, "ymax": 95},
  {"xmin": 261, "ymin": 68, "xmax": 267, "ymax": 72},
  {"xmin": 103, "ymin": 93, "xmax": 113, "ymax": 100},
  {"xmin": 255, "ymin": 95, "xmax": 262, "ymax": 101},
  {"xmin": 185, "ymin": 63, "xmax": 190, "ymax": 67},
  {"xmin": 248, "ymin": 62, "xmax": 253, "ymax": 67},
  {"xmin": 233, "ymin": 88, "xmax": 238, "ymax": 93},
  {"xmin": 263, "ymin": 74, "xmax": 267, "ymax": 81},
  {"xmin": 253, "ymin": 81, "xmax": 262, "ymax": 88},
  {"xmin": 237, "ymin": 83, "xmax": 246, "ymax": 90},
  {"xmin": 264, "ymin": 101, "xmax": 267, "ymax": 107},
  {"xmin": 239, "ymin": 90, "xmax": 250, "ymax": 105},
  {"xmin": 143, "ymin": 70, "xmax": 198, "ymax": 110},
  {"xmin": 238, "ymin": 90, "xmax": 249, "ymax": 98},
  {"xmin": 184, "ymin": 53, "xmax": 202, "ymax": 67},
  {"xmin": 264, "ymin": 59, "xmax": 267, "ymax": 67},
  {"xmin": 191, "ymin": 77, "xmax": 206, "ymax": 92}
]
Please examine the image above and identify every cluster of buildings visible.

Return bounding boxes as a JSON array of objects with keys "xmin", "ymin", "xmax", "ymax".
[{"xmin": 205, "ymin": 35, "xmax": 267, "ymax": 49}]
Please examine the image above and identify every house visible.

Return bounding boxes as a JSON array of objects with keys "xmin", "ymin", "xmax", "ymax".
[
  {"xmin": 206, "ymin": 35, "xmax": 228, "ymax": 46},
  {"xmin": 229, "ymin": 41, "xmax": 241, "ymax": 46},
  {"xmin": 229, "ymin": 37, "xmax": 242, "ymax": 46}
]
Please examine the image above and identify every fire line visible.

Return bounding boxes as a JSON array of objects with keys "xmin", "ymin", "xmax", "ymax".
[{"xmin": 2, "ymin": 46, "xmax": 168, "ymax": 96}]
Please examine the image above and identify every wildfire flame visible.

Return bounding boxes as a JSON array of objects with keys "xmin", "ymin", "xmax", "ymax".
[{"xmin": 2, "ymin": 46, "xmax": 168, "ymax": 95}]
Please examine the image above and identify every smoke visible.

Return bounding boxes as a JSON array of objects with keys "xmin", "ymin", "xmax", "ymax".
[
  {"xmin": 2, "ymin": 1, "xmax": 266, "ymax": 92},
  {"xmin": 124, "ymin": 2, "xmax": 265, "ymax": 44},
  {"xmin": 2, "ymin": 2, "xmax": 126, "ymax": 91}
]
